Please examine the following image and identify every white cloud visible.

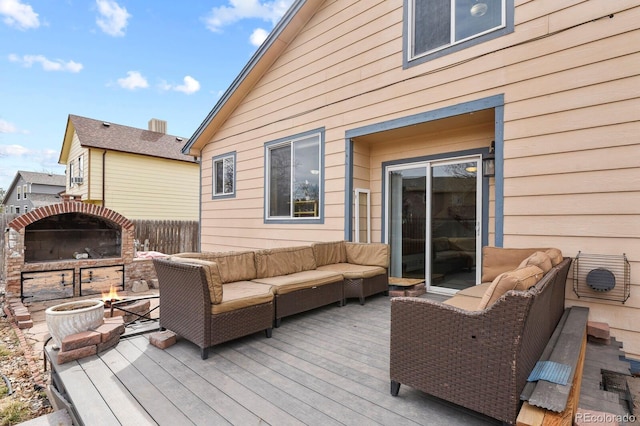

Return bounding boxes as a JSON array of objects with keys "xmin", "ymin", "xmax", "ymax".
[
  {"xmin": 174, "ymin": 76, "xmax": 201, "ymax": 94},
  {"xmin": 0, "ymin": 119, "xmax": 18, "ymax": 133},
  {"xmin": 0, "ymin": 0, "xmax": 39, "ymax": 30},
  {"xmin": 159, "ymin": 76, "xmax": 201, "ymax": 95},
  {"xmin": 8, "ymin": 53, "xmax": 83, "ymax": 72},
  {"xmin": 117, "ymin": 71, "xmax": 148, "ymax": 90},
  {"xmin": 250, "ymin": 27, "xmax": 269, "ymax": 46},
  {"xmin": 0, "ymin": 144, "xmax": 29, "ymax": 156},
  {"xmin": 96, "ymin": 0, "xmax": 130, "ymax": 37},
  {"xmin": 204, "ymin": 0, "xmax": 293, "ymax": 33}
]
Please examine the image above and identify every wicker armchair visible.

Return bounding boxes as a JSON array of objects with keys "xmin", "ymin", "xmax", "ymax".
[
  {"xmin": 153, "ymin": 258, "xmax": 274, "ymax": 359},
  {"xmin": 389, "ymin": 258, "xmax": 571, "ymax": 424}
]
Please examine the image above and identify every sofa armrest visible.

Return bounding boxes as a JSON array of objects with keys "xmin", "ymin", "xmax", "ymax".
[
  {"xmin": 345, "ymin": 242, "xmax": 389, "ymax": 268},
  {"xmin": 153, "ymin": 258, "xmax": 213, "ymax": 350}
]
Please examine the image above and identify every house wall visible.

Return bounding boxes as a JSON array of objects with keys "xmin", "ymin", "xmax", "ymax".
[
  {"xmin": 103, "ymin": 151, "xmax": 199, "ymax": 220},
  {"xmin": 66, "ymin": 132, "xmax": 90, "ymax": 201},
  {"xmin": 198, "ymin": 0, "xmax": 640, "ymax": 356}
]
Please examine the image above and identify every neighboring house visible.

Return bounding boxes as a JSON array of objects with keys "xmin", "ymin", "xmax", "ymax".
[
  {"xmin": 182, "ymin": 1, "xmax": 640, "ymax": 358},
  {"xmin": 1, "ymin": 171, "xmax": 65, "ymax": 214},
  {"xmin": 58, "ymin": 115, "xmax": 199, "ymax": 220}
]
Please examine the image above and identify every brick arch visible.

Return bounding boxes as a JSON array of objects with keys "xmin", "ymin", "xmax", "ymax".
[{"xmin": 8, "ymin": 202, "xmax": 134, "ymax": 232}]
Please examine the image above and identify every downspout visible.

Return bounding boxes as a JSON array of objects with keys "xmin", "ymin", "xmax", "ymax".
[{"xmin": 102, "ymin": 150, "xmax": 106, "ymax": 207}]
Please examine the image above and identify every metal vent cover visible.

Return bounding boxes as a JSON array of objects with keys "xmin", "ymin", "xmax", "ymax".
[{"xmin": 573, "ymin": 252, "xmax": 630, "ymax": 303}]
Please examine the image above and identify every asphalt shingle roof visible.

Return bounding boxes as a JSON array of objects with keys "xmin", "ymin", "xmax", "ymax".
[
  {"xmin": 69, "ymin": 115, "xmax": 196, "ymax": 163},
  {"xmin": 18, "ymin": 171, "xmax": 66, "ymax": 186}
]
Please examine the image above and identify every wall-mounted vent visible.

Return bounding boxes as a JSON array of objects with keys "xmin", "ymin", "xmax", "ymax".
[{"xmin": 573, "ymin": 252, "xmax": 630, "ymax": 303}]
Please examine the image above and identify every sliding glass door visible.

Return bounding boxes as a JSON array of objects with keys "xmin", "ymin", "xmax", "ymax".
[{"xmin": 387, "ymin": 156, "xmax": 481, "ymax": 293}]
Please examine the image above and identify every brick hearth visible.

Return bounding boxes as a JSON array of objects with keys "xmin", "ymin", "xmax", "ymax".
[{"xmin": 3, "ymin": 201, "xmax": 135, "ymax": 300}]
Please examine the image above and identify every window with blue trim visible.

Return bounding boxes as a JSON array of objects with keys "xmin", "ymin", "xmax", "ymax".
[
  {"xmin": 212, "ymin": 152, "xmax": 236, "ymax": 199},
  {"xmin": 407, "ymin": 0, "xmax": 508, "ymax": 63},
  {"xmin": 266, "ymin": 131, "xmax": 322, "ymax": 221}
]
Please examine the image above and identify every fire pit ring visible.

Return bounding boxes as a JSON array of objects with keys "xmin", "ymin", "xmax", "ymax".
[{"xmin": 45, "ymin": 299, "xmax": 105, "ymax": 348}]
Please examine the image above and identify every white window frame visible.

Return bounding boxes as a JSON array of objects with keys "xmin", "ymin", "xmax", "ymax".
[
  {"xmin": 212, "ymin": 152, "xmax": 236, "ymax": 199},
  {"xmin": 407, "ymin": 0, "xmax": 509, "ymax": 63},
  {"xmin": 22, "ymin": 184, "xmax": 28, "ymax": 199},
  {"xmin": 24, "ymin": 205, "xmax": 28, "ymax": 213},
  {"xmin": 17, "ymin": 186, "xmax": 21, "ymax": 200},
  {"xmin": 264, "ymin": 129, "xmax": 324, "ymax": 223},
  {"xmin": 354, "ymin": 188, "xmax": 371, "ymax": 243},
  {"xmin": 78, "ymin": 154, "xmax": 84, "ymax": 178}
]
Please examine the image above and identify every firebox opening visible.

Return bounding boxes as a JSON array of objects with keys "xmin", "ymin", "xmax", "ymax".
[{"xmin": 24, "ymin": 212, "xmax": 122, "ymax": 263}]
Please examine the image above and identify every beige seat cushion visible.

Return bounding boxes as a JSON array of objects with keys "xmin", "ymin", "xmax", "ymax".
[
  {"xmin": 316, "ymin": 263, "xmax": 386, "ymax": 279},
  {"xmin": 518, "ymin": 251, "xmax": 553, "ymax": 274},
  {"xmin": 170, "ymin": 251, "xmax": 257, "ymax": 283},
  {"xmin": 255, "ymin": 246, "xmax": 317, "ymax": 278},
  {"xmin": 211, "ymin": 281, "xmax": 274, "ymax": 314},
  {"xmin": 344, "ymin": 242, "xmax": 390, "ymax": 268},
  {"xmin": 312, "ymin": 241, "xmax": 347, "ymax": 267},
  {"xmin": 252, "ymin": 270, "xmax": 343, "ymax": 295},
  {"xmin": 456, "ymin": 282, "xmax": 492, "ymax": 298},
  {"xmin": 481, "ymin": 247, "xmax": 547, "ymax": 282},
  {"xmin": 443, "ymin": 294, "xmax": 482, "ymax": 311},
  {"xmin": 169, "ymin": 257, "xmax": 223, "ymax": 304},
  {"xmin": 477, "ymin": 265, "xmax": 545, "ymax": 310}
]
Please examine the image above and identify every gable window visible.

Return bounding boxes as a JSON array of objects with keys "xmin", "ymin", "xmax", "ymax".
[
  {"xmin": 212, "ymin": 152, "xmax": 236, "ymax": 199},
  {"xmin": 17, "ymin": 186, "xmax": 21, "ymax": 200},
  {"xmin": 265, "ymin": 129, "xmax": 323, "ymax": 222},
  {"xmin": 23, "ymin": 184, "xmax": 28, "ymax": 199},
  {"xmin": 406, "ymin": 0, "xmax": 511, "ymax": 64}
]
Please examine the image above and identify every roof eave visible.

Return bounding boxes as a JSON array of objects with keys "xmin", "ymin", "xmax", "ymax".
[{"xmin": 182, "ymin": 0, "xmax": 322, "ymax": 156}]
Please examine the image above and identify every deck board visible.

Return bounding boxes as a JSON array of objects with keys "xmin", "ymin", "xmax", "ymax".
[{"xmin": 48, "ymin": 294, "xmax": 498, "ymax": 425}]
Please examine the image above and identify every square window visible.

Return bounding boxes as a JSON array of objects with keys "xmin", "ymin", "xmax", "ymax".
[
  {"xmin": 265, "ymin": 130, "xmax": 323, "ymax": 221},
  {"xmin": 407, "ymin": 0, "xmax": 510, "ymax": 64},
  {"xmin": 212, "ymin": 152, "xmax": 236, "ymax": 198}
]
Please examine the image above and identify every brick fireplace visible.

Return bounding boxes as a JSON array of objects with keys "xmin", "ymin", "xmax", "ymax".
[{"xmin": 3, "ymin": 200, "xmax": 135, "ymax": 302}]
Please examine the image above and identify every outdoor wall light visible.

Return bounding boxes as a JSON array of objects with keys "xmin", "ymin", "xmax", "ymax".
[
  {"xmin": 470, "ymin": 1, "xmax": 488, "ymax": 17},
  {"xmin": 483, "ymin": 141, "xmax": 496, "ymax": 177}
]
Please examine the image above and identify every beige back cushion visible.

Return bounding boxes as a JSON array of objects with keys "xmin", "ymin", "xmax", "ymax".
[
  {"xmin": 481, "ymin": 246, "xmax": 547, "ymax": 282},
  {"xmin": 201, "ymin": 251, "xmax": 256, "ymax": 283},
  {"xmin": 312, "ymin": 241, "xmax": 347, "ymax": 267},
  {"xmin": 255, "ymin": 246, "xmax": 317, "ymax": 278},
  {"xmin": 477, "ymin": 265, "xmax": 544, "ymax": 310},
  {"xmin": 345, "ymin": 242, "xmax": 390, "ymax": 268},
  {"xmin": 169, "ymin": 257, "xmax": 223, "ymax": 304},
  {"xmin": 518, "ymin": 251, "xmax": 553, "ymax": 274},
  {"xmin": 545, "ymin": 248, "xmax": 564, "ymax": 266}
]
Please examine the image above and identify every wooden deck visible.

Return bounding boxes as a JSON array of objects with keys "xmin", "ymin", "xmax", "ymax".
[{"xmin": 46, "ymin": 294, "xmax": 498, "ymax": 425}]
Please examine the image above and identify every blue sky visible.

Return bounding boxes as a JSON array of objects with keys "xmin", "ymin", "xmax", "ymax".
[{"xmin": 0, "ymin": 0, "xmax": 294, "ymax": 190}]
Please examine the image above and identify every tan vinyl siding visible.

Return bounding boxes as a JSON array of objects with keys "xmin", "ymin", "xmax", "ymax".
[
  {"xmin": 103, "ymin": 151, "xmax": 199, "ymax": 220},
  {"xmin": 198, "ymin": 0, "xmax": 640, "ymax": 355},
  {"xmin": 87, "ymin": 148, "xmax": 104, "ymax": 203},
  {"xmin": 67, "ymin": 133, "xmax": 89, "ymax": 200}
]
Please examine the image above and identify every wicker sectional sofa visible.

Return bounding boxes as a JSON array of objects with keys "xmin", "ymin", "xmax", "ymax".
[
  {"xmin": 153, "ymin": 241, "xmax": 389, "ymax": 358},
  {"xmin": 389, "ymin": 246, "xmax": 571, "ymax": 425}
]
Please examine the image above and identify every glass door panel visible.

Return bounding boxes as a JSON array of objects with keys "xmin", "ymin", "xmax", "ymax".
[
  {"xmin": 389, "ymin": 167, "xmax": 427, "ymax": 279},
  {"xmin": 430, "ymin": 160, "xmax": 478, "ymax": 291}
]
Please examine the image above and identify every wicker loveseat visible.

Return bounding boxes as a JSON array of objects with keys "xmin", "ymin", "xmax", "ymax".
[{"xmin": 389, "ymin": 247, "xmax": 571, "ymax": 424}]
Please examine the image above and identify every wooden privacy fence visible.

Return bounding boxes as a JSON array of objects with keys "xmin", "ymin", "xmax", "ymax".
[{"xmin": 132, "ymin": 220, "xmax": 199, "ymax": 255}]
